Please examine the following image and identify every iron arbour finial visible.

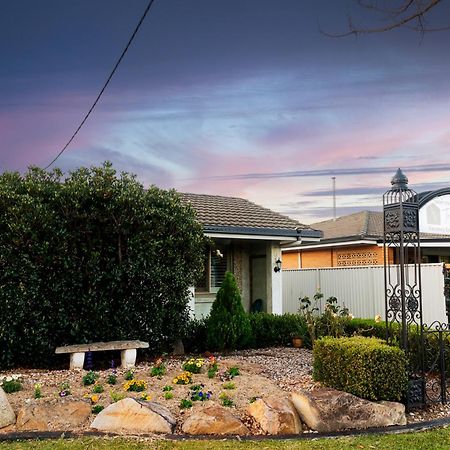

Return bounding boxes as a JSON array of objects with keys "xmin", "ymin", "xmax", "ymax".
[{"xmin": 391, "ymin": 168, "xmax": 409, "ymax": 189}]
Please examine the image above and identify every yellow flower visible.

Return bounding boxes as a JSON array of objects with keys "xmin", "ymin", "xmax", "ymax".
[
  {"xmin": 90, "ymin": 395, "xmax": 99, "ymax": 403},
  {"xmin": 375, "ymin": 314, "xmax": 382, "ymax": 323}
]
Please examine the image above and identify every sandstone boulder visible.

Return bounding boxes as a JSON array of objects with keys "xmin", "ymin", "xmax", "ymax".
[
  {"xmin": 91, "ymin": 398, "xmax": 175, "ymax": 434},
  {"xmin": 16, "ymin": 400, "xmax": 91, "ymax": 431},
  {"xmin": 181, "ymin": 405, "xmax": 249, "ymax": 435},
  {"xmin": 247, "ymin": 396, "xmax": 302, "ymax": 434},
  {"xmin": 291, "ymin": 388, "xmax": 406, "ymax": 432},
  {"xmin": 0, "ymin": 387, "xmax": 15, "ymax": 429}
]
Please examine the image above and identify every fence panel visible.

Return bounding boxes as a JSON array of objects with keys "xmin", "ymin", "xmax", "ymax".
[{"xmin": 282, "ymin": 263, "xmax": 446, "ymax": 324}]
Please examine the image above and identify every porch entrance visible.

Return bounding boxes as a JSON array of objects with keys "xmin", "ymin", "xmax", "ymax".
[{"xmin": 251, "ymin": 256, "xmax": 266, "ymax": 312}]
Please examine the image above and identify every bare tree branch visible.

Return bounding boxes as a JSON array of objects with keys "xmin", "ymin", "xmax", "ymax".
[{"xmin": 323, "ymin": 0, "xmax": 446, "ymax": 37}]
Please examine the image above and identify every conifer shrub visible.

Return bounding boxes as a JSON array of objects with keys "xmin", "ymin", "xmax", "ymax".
[
  {"xmin": 206, "ymin": 272, "xmax": 252, "ymax": 350},
  {"xmin": 313, "ymin": 336, "xmax": 407, "ymax": 401}
]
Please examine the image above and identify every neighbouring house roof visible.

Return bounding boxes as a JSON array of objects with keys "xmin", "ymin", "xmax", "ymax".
[
  {"xmin": 180, "ymin": 192, "xmax": 321, "ymax": 240},
  {"xmin": 285, "ymin": 210, "xmax": 450, "ymax": 248}
]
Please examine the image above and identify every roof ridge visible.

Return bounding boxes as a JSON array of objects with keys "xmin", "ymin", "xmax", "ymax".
[{"xmin": 361, "ymin": 210, "xmax": 370, "ymax": 237}]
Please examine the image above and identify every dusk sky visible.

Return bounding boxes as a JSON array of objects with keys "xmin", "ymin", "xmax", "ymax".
[{"xmin": 2, "ymin": 0, "xmax": 450, "ymax": 224}]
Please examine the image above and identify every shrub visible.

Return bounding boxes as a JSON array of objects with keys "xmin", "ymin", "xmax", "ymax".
[
  {"xmin": 182, "ymin": 317, "xmax": 209, "ymax": 354},
  {"xmin": 247, "ymin": 312, "xmax": 307, "ymax": 347},
  {"xmin": 0, "ymin": 163, "xmax": 205, "ymax": 369},
  {"xmin": 344, "ymin": 318, "xmax": 387, "ymax": 339},
  {"xmin": 313, "ymin": 336, "xmax": 407, "ymax": 401},
  {"xmin": 299, "ymin": 292, "xmax": 352, "ymax": 345},
  {"xmin": 207, "ymin": 272, "xmax": 252, "ymax": 350}
]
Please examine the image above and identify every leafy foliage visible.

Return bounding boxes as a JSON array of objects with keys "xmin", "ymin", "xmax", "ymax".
[
  {"xmin": 313, "ymin": 336, "xmax": 408, "ymax": 401},
  {"xmin": 206, "ymin": 272, "xmax": 252, "ymax": 350},
  {"xmin": 0, "ymin": 163, "xmax": 205, "ymax": 368},
  {"xmin": 247, "ymin": 312, "xmax": 307, "ymax": 348}
]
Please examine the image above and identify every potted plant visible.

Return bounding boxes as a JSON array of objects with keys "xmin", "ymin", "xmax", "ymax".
[{"xmin": 291, "ymin": 333, "xmax": 303, "ymax": 348}]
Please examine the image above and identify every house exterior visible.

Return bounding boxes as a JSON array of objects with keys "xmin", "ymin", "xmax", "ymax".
[
  {"xmin": 282, "ymin": 206, "xmax": 450, "ymax": 269},
  {"xmin": 180, "ymin": 193, "xmax": 321, "ymax": 317}
]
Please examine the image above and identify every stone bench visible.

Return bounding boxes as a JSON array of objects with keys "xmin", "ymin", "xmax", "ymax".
[{"xmin": 55, "ymin": 340, "xmax": 149, "ymax": 370}]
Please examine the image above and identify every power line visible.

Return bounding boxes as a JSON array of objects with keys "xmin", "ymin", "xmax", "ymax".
[{"xmin": 44, "ymin": 0, "xmax": 156, "ymax": 170}]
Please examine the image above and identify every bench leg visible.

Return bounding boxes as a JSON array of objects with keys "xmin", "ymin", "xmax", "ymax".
[
  {"xmin": 121, "ymin": 349, "xmax": 137, "ymax": 369},
  {"xmin": 70, "ymin": 352, "xmax": 85, "ymax": 370}
]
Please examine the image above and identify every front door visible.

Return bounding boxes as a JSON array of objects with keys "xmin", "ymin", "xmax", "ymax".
[{"xmin": 251, "ymin": 256, "xmax": 266, "ymax": 312}]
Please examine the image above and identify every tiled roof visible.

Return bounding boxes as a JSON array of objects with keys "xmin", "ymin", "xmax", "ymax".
[
  {"xmin": 311, "ymin": 211, "xmax": 450, "ymax": 241},
  {"xmin": 180, "ymin": 192, "xmax": 312, "ymax": 232},
  {"xmin": 310, "ymin": 211, "xmax": 383, "ymax": 240}
]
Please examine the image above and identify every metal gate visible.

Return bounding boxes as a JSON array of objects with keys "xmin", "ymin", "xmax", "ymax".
[{"xmin": 423, "ymin": 321, "xmax": 450, "ymax": 404}]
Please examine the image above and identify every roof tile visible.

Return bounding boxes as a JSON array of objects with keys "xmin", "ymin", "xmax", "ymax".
[{"xmin": 180, "ymin": 192, "xmax": 310, "ymax": 231}]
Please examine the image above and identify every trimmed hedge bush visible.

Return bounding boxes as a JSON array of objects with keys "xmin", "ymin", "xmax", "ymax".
[
  {"xmin": 313, "ymin": 336, "xmax": 408, "ymax": 401},
  {"xmin": 247, "ymin": 312, "xmax": 307, "ymax": 348},
  {"xmin": 0, "ymin": 164, "xmax": 205, "ymax": 368},
  {"xmin": 344, "ymin": 318, "xmax": 387, "ymax": 339}
]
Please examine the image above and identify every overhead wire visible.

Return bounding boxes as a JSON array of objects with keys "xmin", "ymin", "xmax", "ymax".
[{"xmin": 44, "ymin": 0, "xmax": 156, "ymax": 169}]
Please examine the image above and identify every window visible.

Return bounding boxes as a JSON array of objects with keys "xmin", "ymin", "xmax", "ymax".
[{"xmin": 196, "ymin": 247, "xmax": 229, "ymax": 293}]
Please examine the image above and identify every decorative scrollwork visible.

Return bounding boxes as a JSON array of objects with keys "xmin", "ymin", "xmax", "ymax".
[
  {"xmin": 403, "ymin": 209, "xmax": 417, "ymax": 229},
  {"xmin": 407, "ymin": 295, "xmax": 419, "ymax": 314},
  {"xmin": 385, "ymin": 211, "xmax": 400, "ymax": 231},
  {"xmin": 388, "ymin": 295, "xmax": 401, "ymax": 312}
]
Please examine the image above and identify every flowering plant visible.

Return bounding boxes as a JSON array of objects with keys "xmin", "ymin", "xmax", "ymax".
[
  {"xmin": 123, "ymin": 379, "xmax": 147, "ymax": 392},
  {"xmin": 150, "ymin": 358, "xmax": 166, "ymax": 378},
  {"xmin": 182, "ymin": 357, "xmax": 204, "ymax": 374},
  {"xmin": 190, "ymin": 384, "xmax": 212, "ymax": 402},
  {"xmin": 207, "ymin": 356, "xmax": 218, "ymax": 378},
  {"xmin": 34, "ymin": 383, "xmax": 42, "ymax": 399},
  {"xmin": 173, "ymin": 371, "xmax": 193, "ymax": 385},
  {"xmin": 59, "ymin": 381, "xmax": 71, "ymax": 397},
  {"xmin": 0, "ymin": 374, "xmax": 23, "ymax": 394}
]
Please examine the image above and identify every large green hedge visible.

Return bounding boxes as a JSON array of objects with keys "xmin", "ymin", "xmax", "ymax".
[
  {"xmin": 0, "ymin": 163, "xmax": 205, "ymax": 368},
  {"xmin": 313, "ymin": 336, "xmax": 408, "ymax": 401}
]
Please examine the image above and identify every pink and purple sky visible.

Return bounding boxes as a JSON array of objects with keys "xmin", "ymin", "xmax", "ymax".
[{"xmin": 2, "ymin": 0, "xmax": 450, "ymax": 224}]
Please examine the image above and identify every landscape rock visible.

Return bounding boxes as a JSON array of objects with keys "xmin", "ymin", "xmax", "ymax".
[
  {"xmin": 181, "ymin": 405, "xmax": 249, "ymax": 435},
  {"xmin": 291, "ymin": 388, "xmax": 406, "ymax": 432},
  {"xmin": 247, "ymin": 396, "xmax": 302, "ymax": 434},
  {"xmin": 16, "ymin": 400, "xmax": 91, "ymax": 431},
  {"xmin": 0, "ymin": 387, "xmax": 16, "ymax": 429},
  {"xmin": 91, "ymin": 398, "xmax": 175, "ymax": 434}
]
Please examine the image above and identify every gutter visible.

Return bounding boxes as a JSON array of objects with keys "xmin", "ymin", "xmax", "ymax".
[{"xmin": 203, "ymin": 225, "xmax": 322, "ymax": 241}]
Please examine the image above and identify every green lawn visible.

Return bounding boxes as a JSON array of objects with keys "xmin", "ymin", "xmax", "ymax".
[{"xmin": 1, "ymin": 427, "xmax": 450, "ymax": 450}]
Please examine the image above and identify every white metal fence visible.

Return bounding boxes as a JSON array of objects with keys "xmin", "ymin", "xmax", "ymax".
[{"xmin": 282, "ymin": 263, "xmax": 447, "ymax": 325}]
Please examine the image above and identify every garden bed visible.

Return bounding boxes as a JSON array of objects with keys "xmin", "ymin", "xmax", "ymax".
[{"xmin": 1, "ymin": 347, "xmax": 449, "ymax": 435}]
